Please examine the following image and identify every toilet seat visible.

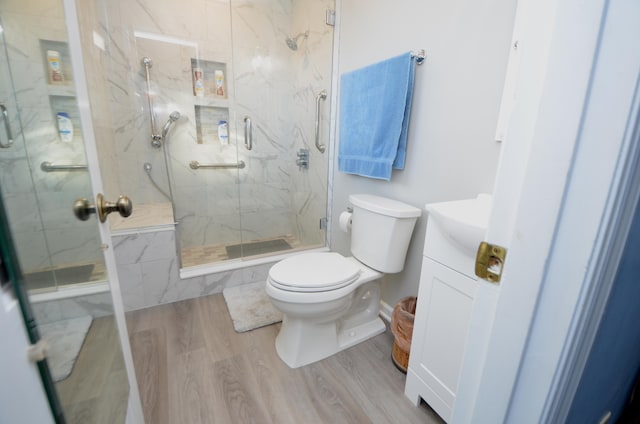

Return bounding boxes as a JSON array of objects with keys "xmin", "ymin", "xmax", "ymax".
[{"xmin": 268, "ymin": 252, "xmax": 361, "ymax": 293}]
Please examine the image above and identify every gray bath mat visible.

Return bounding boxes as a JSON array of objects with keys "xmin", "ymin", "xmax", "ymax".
[
  {"xmin": 223, "ymin": 281, "xmax": 282, "ymax": 333},
  {"xmin": 39, "ymin": 315, "xmax": 93, "ymax": 382},
  {"xmin": 225, "ymin": 239, "xmax": 292, "ymax": 259}
]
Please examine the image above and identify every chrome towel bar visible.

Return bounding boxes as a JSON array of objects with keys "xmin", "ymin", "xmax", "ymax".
[
  {"xmin": 189, "ymin": 160, "xmax": 246, "ymax": 170},
  {"xmin": 411, "ymin": 49, "xmax": 426, "ymax": 65},
  {"xmin": 40, "ymin": 161, "xmax": 88, "ymax": 172}
]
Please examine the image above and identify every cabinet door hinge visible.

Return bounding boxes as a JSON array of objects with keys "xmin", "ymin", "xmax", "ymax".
[{"xmin": 475, "ymin": 241, "xmax": 507, "ymax": 283}]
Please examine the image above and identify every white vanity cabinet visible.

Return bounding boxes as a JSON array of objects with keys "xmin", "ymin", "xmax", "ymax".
[{"xmin": 405, "ymin": 195, "xmax": 490, "ymax": 422}]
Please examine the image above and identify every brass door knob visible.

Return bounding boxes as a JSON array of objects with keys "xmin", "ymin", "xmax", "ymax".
[{"xmin": 73, "ymin": 194, "xmax": 133, "ymax": 222}]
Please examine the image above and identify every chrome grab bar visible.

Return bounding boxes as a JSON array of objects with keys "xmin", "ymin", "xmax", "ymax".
[
  {"xmin": 315, "ymin": 89, "xmax": 327, "ymax": 153},
  {"xmin": 189, "ymin": 160, "xmax": 245, "ymax": 170},
  {"xmin": 243, "ymin": 116, "xmax": 253, "ymax": 150},
  {"xmin": 0, "ymin": 104, "xmax": 14, "ymax": 148},
  {"xmin": 40, "ymin": 161, "xmax": 88, "ymax": 172},
  {"xmin": 141, "ymin": 57, "xmax": 162, "ymax": 148}
]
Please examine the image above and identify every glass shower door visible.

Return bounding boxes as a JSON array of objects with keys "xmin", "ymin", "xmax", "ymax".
[
  {"xmin": 230, "ymin": 0, "xmax": 333, "ymax": 259},
  {"xmin": 0, "ymin": 4, "xmax": 131, "ymax": 423},
  {"xmin": 0, "ymin": 13, "xmax": 105, "ymax": 293}
]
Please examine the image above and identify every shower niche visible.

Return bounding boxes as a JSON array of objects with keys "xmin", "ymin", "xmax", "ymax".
[
  {"xmin": 194, "ymin": 105, "xmax": 229, "ymax": 145},
  {"xmin": 190, "ymin": 58, "xmax": 227, "ymax": 99}
]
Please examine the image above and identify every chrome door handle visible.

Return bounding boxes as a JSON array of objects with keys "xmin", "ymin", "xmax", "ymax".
[
  {"xmin": 315, "ymin": 90, "xmax": 327, "ymax": 153},
  {"xmin": 0, "ymin": 104, "xmax": 14, "ymax": 148},
  {"xmin": 73, "ymin": 194, "xmax": 133, "ymax": 222},
  {"xmin": 244, "ymin": 115, "xmax": 253, "ymax": 150}
]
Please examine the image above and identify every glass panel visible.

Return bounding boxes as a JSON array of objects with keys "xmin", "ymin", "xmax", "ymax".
[
  {"xmin": 231, "ymin": 0, "xmax": 332, "ymax": 260},
  {"xmin": 79, "ymin": 0, "xmax": 332, "ymax": 270},
  {"xmin": 0, "ymin": 3, "xmax": 128, "ymax": 422},
  {"xmin": 0, "ymin": 12, "xmax": 105, "ymax": 293}
]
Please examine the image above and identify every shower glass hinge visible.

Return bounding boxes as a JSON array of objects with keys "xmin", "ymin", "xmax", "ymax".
[
  {"xmin": 320, "ymin": 217, "xmax": 328, "ymax": 230},
  {"xmin": 326, "ymin": 9, "xmax": 335, "ymax": 26},
  {"xmin": 27, "ymin": 340, "xmax": 49, "ymax": 363}
]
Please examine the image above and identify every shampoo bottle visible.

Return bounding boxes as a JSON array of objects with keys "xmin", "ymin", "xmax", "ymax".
[
  {"xmin": 47, "ymin": 50, "xmax": 64, "ymax": 83},
  {"xmin": 215, "ymin": 70, "xmax": 225, "ymax": 97},
  {"xmin": 57, "ymin": 112, "xmax": 73, "ymax": 142},
  {"xmin": 193, "ymin": 67, "xmax": 205, "ymax": 97},
  {"xmin": 218, "ymin": 120, "xmax": 228, "ymax": 145}
]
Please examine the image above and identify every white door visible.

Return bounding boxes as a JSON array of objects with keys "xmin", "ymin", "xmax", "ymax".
[{"xmin": 451, "ymin": 0, "xmax": 640, "ymax": 422}]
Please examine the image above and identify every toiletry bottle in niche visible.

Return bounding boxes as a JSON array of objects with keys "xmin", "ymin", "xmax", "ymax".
[
  {"xmin": 47, "ymin": 50, "xmax": 64, "ymax": 83},
  {"xmin": 57, "ymin": 112, "xmax": 73, "ymax": 142},
  {"xmin": 215, "ymin": 70, "xmax": 225, "ymax": 97},
  {"xmin": 218, "ymin": 120, "xmax": 228, "ymax": 145},
  {"xmin": 193, "ymin": 67, "xmax": 205, "ymax": 97}
]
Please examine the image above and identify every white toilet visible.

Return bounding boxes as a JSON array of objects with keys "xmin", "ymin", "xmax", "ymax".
[{"xmin": 265, "ymin": 194, "xmax": 421, "ymax": 368}]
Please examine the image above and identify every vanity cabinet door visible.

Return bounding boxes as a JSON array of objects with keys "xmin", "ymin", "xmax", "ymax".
[{"xmin": 405, "ymin": 257, "xmax": 476, "ymax": 422}]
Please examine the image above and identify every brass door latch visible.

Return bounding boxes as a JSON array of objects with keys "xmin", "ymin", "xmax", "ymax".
[{"xmin": 475, "ymin": 241, "xmax": 507, "ymax": 283}]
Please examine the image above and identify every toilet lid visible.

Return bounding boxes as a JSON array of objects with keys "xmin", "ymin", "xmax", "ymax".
[{"xmin": 268, "ymin": 252, "xmax": 361, "ymax": 292}]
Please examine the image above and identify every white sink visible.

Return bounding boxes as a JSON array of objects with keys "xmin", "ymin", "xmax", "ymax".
[{"xmin": 425, "ymin": 193, "xmax": 492, "ymax": 256}]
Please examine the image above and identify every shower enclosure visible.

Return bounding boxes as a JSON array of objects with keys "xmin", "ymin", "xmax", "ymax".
[
  {"xmin": 86, "ymin": 0, "xmax": 335, "ymax": 270},
  {"xmin": 0, "ymin": 7, "xmax": 106, "ymax": 294}
]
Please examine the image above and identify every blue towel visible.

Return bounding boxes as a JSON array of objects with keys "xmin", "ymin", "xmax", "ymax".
[{"xmin": 338, "ymin": 52, "xmax": 416, "ymax": 181}]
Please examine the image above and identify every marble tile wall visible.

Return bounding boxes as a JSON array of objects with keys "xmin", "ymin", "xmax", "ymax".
[
  {"xmin": 0, "ymin": 1, "xmax": 104, "ymax": 274},
  {"xmin": 112, "ymin": 228, "xmax": 276, "ymax": 311}
]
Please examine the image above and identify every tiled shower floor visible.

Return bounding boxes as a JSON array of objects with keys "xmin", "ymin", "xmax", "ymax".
[{"xmin": 180, "ymin": 234, "xmax": 304, "ymax": 268}]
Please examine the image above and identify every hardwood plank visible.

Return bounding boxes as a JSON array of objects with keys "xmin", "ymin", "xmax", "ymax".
[
  {"xmin": 331, "ymin": 332, "xmax": 442, "ymax": 423},
  {"xmin": 241, "ymin": 324, "xmax": 324, "ymax": 424},
  {"xmin": 129, "ymin": 328, "xmax": 169, "ymax": 424},
  {"xmin": 164, "ymin": 298, "xmax": 206, "ymax": 357},
  {"xmin": 56, "ymin": 317, "xmax": 119, "ymax": 403},
  {"xmin": 196, "ymin": 294, "xmax": 249, "ymax": 362},
  {"xmin": 55, "ymin": 316, "xmax": 128, "ymax": 424},
  {"xmin": 212, "ymin": 354, "xmax": 273, "ymax": 424},
  {"xmin": 168, "ymin": 348, "xmax": 218, "ymax": 424},
  {"xmin": 298, "ymin": 361, "xmax": 373, "ymax": 424}
]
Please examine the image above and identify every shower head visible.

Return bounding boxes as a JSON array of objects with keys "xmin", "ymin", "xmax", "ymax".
[
  {"xmin": 162, "ymin": 110, "xmax": 181, "ymax": 140},
  {"xmin": 285, "ymin": 31, "xmax": 309, "ymax": 51},
  {"xmin": 169, "ymin": 111, "xmax": 181, "ymax": 122}
]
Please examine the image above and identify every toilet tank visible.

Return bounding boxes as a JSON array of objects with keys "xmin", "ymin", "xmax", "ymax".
[{"xmin": 349, "ymin": 194, "xmax": 421, "ymax": 273}]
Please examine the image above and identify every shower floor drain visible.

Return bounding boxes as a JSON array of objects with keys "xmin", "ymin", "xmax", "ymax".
[{"xmin": 225, "ymin": 238, "xmax": 292, "ymax": 259}]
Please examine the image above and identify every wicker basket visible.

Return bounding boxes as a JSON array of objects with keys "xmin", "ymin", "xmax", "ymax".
[
  {"xmin": 392, "ymin": 339, "xmax": 410, "ymax": 372},
  {"xmin": 390, "ymin": 296, "xmax": 417, "ymax": 374}
]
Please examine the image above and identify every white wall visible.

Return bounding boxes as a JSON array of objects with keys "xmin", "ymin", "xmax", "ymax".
[{"xmin": 331, "ymin": 0, "xmax": 517, "ymax": 306}]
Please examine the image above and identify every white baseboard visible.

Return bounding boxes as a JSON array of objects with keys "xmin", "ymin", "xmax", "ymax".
[{"xmin": 379, "ymin": 300, "xmax": 393, "ymax": 323}]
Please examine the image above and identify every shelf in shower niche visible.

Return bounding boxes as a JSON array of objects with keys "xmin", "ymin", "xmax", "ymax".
[
  {"xmin": 46, "ymin": 85, "xmax": 75, "ymax": 97},
  {"xmin": 194, "ymin": 105, "xmax": 229, "ymax": 145},
  {"xmin": 193, "ymin": 97, "xmax": 229, "ymax": 108},
  {"xmin": 191, "ymin": 58, "xmax": 227, "ymax": 99},
  {"xmin": 40, "ymin": 39, "xmax": 74, "ymax": 87}
]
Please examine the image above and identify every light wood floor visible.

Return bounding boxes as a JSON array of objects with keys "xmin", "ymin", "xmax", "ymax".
[
  {"xmin": 56, "ymin": 316, "xmax": 129, "ymax": 424},
  {"xmin": 127, "ymin": 294, "xmax": 444, "ymax": 424}
]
